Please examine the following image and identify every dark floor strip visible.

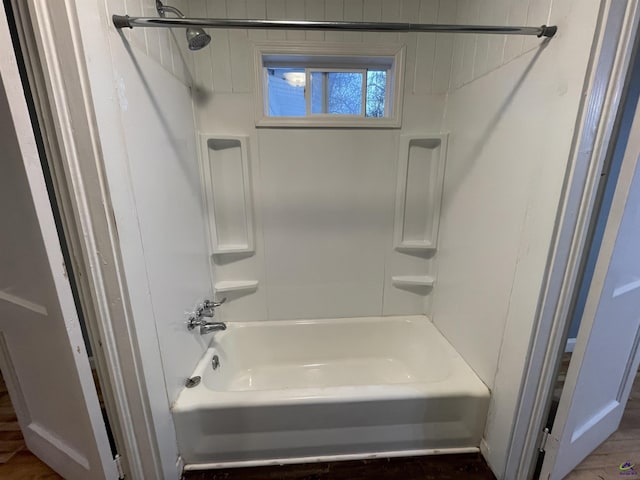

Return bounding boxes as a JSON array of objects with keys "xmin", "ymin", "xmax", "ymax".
[{"xmin": 182, "ymin": 453, "xmax": 497, "ymax": 480}]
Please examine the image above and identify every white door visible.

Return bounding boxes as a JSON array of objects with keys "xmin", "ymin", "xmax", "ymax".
[
  {"xmin": 540, "ymin": 92, "xmax": 640, "ymax": 478},
  {"xmin": 0, "ymin": 6, "xmax": 118, "ymax": 480}
]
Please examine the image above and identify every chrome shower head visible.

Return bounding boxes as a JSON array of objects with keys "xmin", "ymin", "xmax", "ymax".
[
  {"xmin": 156, "ymin": 0, "xmax": 212, "ymax": 51},
  {"xmin": 186, "ymin": 28, "xmax": 212, "ymax": 51}
]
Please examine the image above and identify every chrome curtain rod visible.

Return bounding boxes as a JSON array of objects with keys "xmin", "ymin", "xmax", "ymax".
[{"xmin": 112, "ymin": 16, "xmax": 558, "ymax": 38}]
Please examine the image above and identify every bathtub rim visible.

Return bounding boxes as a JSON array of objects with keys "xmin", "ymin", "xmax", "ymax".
[
  {"xmin": 172, "ymin": 315, "xmax": 490, "ymax": 411},
  {"xmin": 172, "ymin": 344, "xmax": 489, "ymax": 411},
  {"xmin": 210, "ymin": 314, "xmax": 437, "ymax": 329}
]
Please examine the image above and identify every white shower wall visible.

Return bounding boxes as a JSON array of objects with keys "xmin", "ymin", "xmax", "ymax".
[
  {"xmin": 435, "ymin": 0, "xmax": 558, "ymax": 394},
  {"xmin": 69, "ymin": 0, "xmax": 217, "ymax": 475},
  {"xmin": 102, "ymin": 0, "xmax": 213, "ymax": 404},
  {"xmin": 111, "ymin": 0, "xmax": 194, "ymax": 86},
  {"xmin": 185, "ymin": 0, "xmax": 458, "ymax": 95},
  {"xmin": 187, "ymin": 0, "xmax": 454, "ymax": 322},
  {"xmin": 432, "ymin": 0, "xmax": 603, "ymax": 475}
]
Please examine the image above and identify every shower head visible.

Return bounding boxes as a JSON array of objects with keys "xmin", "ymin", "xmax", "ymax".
[
  {"xmin": 186, "ymin": 27, "xmax": 212, "ymax": 51},
  {"xmin": 156, "ymin": 0, "xmax": 211, "ymax": 51}
]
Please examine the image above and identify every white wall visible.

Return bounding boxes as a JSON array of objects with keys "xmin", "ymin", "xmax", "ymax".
[
  {"xmin": 188, "ymin": 0, "xmax": 453, "ymax": 322},
  {"xmin": 111, "ymin": 0, "xmax": 194, "ymax": 86},
  {"xmin": 186, "ymin": 0, "xmax": 456, "ymax": 96},
  {"xmin": 101, "ymin": 0, "xmax": 214, "ymax": 404},
  {"xmin": 107, "ymin": 45, "xmax": 213, "ymax": 404},
  {"xmin": 75, "ymin": 0, "xmax": 214, "ymax": 476},
  {"xmin": 431, "ymin": 0, "xmax": 603, "ymax": 475}
]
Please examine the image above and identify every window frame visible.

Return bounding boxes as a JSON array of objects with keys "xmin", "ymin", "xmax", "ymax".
[{"xmin": 253, "ymin": 42, "xmax": 405, "ymax": 128}]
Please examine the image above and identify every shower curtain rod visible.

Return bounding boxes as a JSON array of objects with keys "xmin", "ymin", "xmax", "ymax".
[{"xmin": 111, "ymin": 15, "xmax": 558, "ymax": 38}]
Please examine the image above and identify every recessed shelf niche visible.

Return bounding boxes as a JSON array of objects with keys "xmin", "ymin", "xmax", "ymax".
[
  {"xmin": 393, "ymin": 134, "xmax": 447, "ymax": 252},
  {"xmin": 200, "ymin": 135, "xmax": 254, "ymax": 255}
]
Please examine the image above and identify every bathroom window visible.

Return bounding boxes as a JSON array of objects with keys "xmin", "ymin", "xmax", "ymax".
[{"xmin": 254, "ymin": 43, "xmax": 405, "ymax": 128}]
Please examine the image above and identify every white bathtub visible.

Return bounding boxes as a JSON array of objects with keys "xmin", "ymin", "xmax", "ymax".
[{"xmin": 172, "ymin": 315, "xmax": 490, "ymax": 469}]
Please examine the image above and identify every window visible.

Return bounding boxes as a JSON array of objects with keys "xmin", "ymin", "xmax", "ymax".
[
  {"xmin": 266, "ymin": 68, "xmax": 387, "ymax": 117},
  {"xmin": 254, "ymin": 44, "xmax": 405, "ymax": 128}
]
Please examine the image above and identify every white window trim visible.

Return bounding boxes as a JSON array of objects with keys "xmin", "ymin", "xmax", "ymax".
[{"xmin": 253, "ymin": 42, "xmax": 405, "ymax": 128}]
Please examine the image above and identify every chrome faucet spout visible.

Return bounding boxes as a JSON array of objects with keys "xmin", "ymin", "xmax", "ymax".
[
  {"xmin": 187, "ymin": 298, "xmax": 227, "ymax": 332},
  {"xmin": 200, "ymin": 322, "xmax": 227, "ymax": 335}
]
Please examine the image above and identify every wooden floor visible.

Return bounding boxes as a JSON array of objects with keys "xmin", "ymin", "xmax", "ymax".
[
  {"xmin": 182, "ymin": 453, "xmax": 496, "ymax": 480},
  {"xmin": 564, "ymin": 365, "xmax": 640, "ymax": 479},
  {"xmin": 0, "ymin": 372, "xmax": 61, "ymax": 479}
]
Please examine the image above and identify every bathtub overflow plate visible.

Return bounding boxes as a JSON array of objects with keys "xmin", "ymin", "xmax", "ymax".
[
  {"xmin": 185, "ymin": 376, "xmax": 201, "ymax": 388},
  {"xmin": 212, "ymin": 354, "xmax": 220, "ymax": 370}
]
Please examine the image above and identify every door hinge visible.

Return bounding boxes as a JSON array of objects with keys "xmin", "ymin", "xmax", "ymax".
[
  {"xmin": 539, "ymin": 427, "xmax": 551, "ymax": 452},
  {"xmin": 114, "ymin": 454, "xmax": 125, "ymax": 479}
]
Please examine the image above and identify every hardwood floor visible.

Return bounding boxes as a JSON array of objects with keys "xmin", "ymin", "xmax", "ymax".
[
  {"xmin": 0, "ymin": 389, "xmax": 23, "ymax": 464},
  {"xmin": 0, "ymin": 371, "xmax": 61, "ymax": 479},
  {"xmin": 182, "ymin": 453, "xmax": 496, "ymax": 480},
  {"xmin": 0, "ymin": 450, "xmax": 61, "ymax": 479},
  {"xmin": 564, "ymin": 368, "xmax": 640, "ymax": 479}
]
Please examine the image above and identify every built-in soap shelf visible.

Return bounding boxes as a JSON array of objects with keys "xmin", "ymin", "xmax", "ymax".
[
  {"xmin": 393, "ymin": 134, "xmax": 447, "ymax": 253},
  {"xmin": 214, "ymin": 280, "xmax": 259, "ymax": 294},
  {"xmin": 391, "ymin": 276, "xmax": 435, "ymax": 288},
  {"xmin": 200, "ymin": 135, "xmax": 254, "ymax": 256},
  {"xmin": 395, "ymin": 241, "xmax": 436, "ymax": 253},
  {"xmin": 391, "ymin": 134, "xmax": 446, "ymax": 295}
]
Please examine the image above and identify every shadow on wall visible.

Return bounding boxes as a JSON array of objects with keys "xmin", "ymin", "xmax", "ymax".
[
  {"xmin": 443, "ymin": 40, "xmax": 550, "ymax": 208},
  {"xmin": 463, "ymin": 41, "xmax": 549, "ymax": 164},
  {"xmin": 167, "ymin": 30, "xmax": 213, "ymax": 105},
  {"xmin": 116, "ymin": 30, "xmax": 201, "ymax": 195}
]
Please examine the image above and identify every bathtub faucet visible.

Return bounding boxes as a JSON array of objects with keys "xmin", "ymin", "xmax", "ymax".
[
  {"xmin": 199, "ymin": 322, "xmax": 227, "ymax": 335},
  {"xmin": 187, "ymin": 298, "xmax": 227, "ymax": 334},
  {"xmin": 187, "ymin": 316, "xmax": 227, "ymax": 335}
]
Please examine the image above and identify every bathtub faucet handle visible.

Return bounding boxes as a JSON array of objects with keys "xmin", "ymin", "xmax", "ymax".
[
  {"xmin": 197, "ymin": 298, "xmax": 226, "ymax": 318},
  {"xmin": 187, "ymin": 314, "xmax": 204, "ymax": 330},
  {"xmin": 209, "ymin": 297, "xmax": 227, "ymax": 309}
]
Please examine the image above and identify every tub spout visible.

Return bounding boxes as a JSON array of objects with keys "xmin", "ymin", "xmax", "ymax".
[{"xmin": 200, "ymin": 322, "xmax": 227, "ymax": 335}]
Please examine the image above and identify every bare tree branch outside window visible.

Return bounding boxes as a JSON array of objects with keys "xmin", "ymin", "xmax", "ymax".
[
  {"xmin": 366, "ymin": 71, "xmax": 387, "ymax": 117},
  {"xmin": 268, "ymin": 67, "xmax": 388, "ymax": 118}
]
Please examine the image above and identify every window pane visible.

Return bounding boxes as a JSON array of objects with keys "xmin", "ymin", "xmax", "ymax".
[
  {"xmin": 267, "ymin": 68, "xmax": 306, "ymax": 116},
  {"xmin": 327, "ymin": 72, "xmax": 363, "ymax": 115},
  {"xmin": 366, "ymin": 70, "xmax": 386, "ymax": 118},
  {"xmin": 310, "ymin": 72, "xmax": 324, "ymax": 114}
]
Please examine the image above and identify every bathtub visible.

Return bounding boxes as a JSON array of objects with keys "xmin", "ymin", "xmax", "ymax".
[{"xmin": 172, "ymin": 315, "xmax": 490, "ymax": 469}]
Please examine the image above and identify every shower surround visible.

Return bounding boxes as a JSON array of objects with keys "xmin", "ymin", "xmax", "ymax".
[{"xmin": 88, "ymin": 0, "xmax": 604, "ymax": 476}]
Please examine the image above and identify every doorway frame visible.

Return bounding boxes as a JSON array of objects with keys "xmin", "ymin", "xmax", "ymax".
[
  {"xmin": 4, "ymin": 0, "xmax": 175, "ymax": 478},
  {"xmin": 8, "ymin": 0, "xmax": 640, "ymax": 479},
  {"xmin": 504, "ymin": 1, "xmax": 640, "ymax": 478}
]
